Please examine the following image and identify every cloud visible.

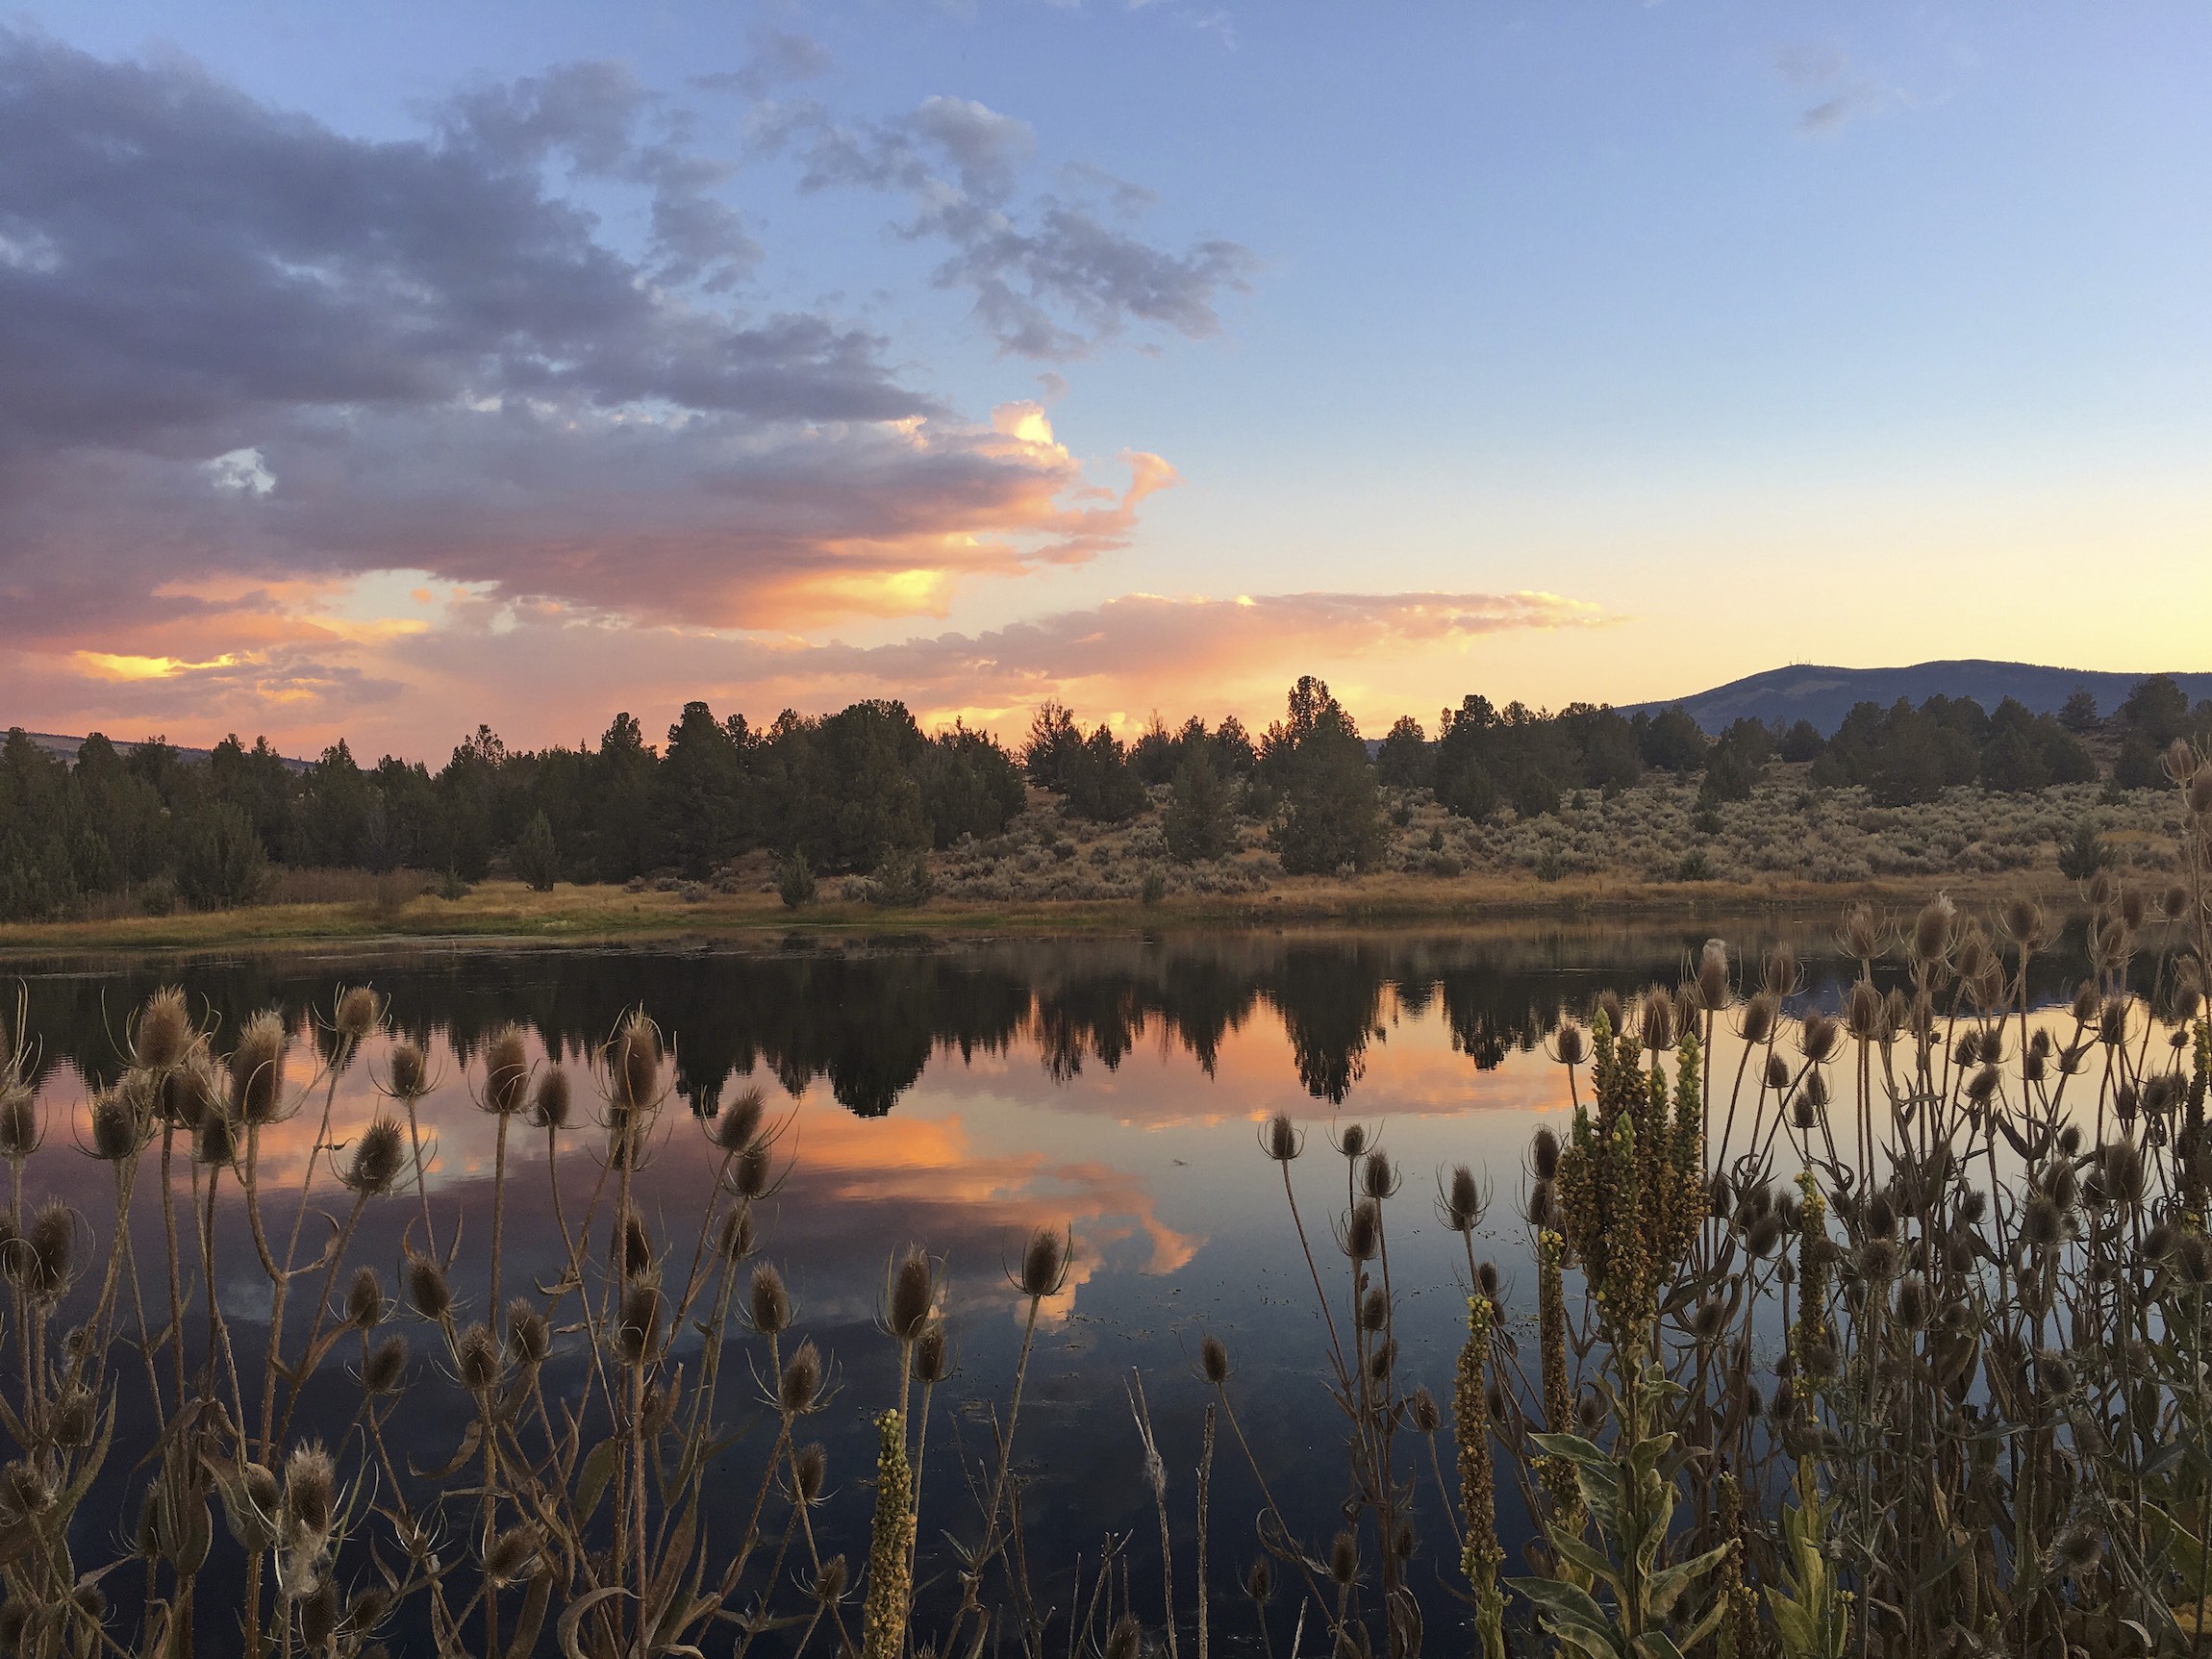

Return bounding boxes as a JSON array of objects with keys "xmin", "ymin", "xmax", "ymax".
[
  {"xmin": 0, "ymin": 33, "xmax": 1194, "ymax": 675},
  {"xmin": 1767, "ymin": 39, "xmax": 1897, "ymax": 137},
  {"xmin": 0, "ymin": 586, "xmax": 1609, "ymax": 755},
  {"xmin": 691, "ymin": 28, "xmax": 834, "ymax": 98},
  {"xmin": 755, "ymin": 94, "xmax": 1256, "ymax": 360}
]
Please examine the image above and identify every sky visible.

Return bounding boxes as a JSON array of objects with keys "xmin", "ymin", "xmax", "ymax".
[{"xmin": 3, "ymin": 1, "xmax": 2208, "ymax": 762}]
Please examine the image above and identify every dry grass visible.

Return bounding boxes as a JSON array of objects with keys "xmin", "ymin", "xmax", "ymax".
[{"xmin": 0, "ymin": 772, "xmax": 2183, "ymax": 954}]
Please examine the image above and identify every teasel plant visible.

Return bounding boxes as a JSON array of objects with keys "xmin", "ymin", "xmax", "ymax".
[
  {"xmin": 0, "ymin": 981, "xmax": 1132, "ymax": 1659},
  {"xmin": 1217, "ymin": 735, "xmax": 2212, "ymax": 1656}
]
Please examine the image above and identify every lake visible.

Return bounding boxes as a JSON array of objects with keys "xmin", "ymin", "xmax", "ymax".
[{"xmin": 1, "ymin": 919, "xmax": 2121, "ymax": 1650}]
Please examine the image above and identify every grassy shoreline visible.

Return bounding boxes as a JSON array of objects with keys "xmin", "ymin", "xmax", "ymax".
[{"xmin": 0, "ymin": 867, "xmax": 2102, "ymax": 957}]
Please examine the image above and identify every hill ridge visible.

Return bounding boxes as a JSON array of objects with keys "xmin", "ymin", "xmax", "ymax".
[{"xmin": 1625, "ymin": 659, "xmax": 2212, "ymax": 737}]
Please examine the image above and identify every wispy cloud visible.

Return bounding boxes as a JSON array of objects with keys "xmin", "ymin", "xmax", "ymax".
[{"xmin": 751, "ymin": 92, "xmax": 1256, "ymax": 360}]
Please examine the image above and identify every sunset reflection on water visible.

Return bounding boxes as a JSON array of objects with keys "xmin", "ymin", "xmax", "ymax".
[{"xmin": 3, "ymin": 923, "xmax": 2120, "ymax": 1606}]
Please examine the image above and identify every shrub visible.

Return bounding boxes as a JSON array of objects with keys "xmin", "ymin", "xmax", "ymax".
[
  {"xmin": 512, "ymin": 809, "xmax": 560, "ymax": 892},
  {"xmin": 777, "ymin": 851, "xmax": 817, "ymax": 909},
  {"xmin": 865, "ymin": 850, "xmax": 935, "ymax": 907},
  {"xmin": 2057, "ymin": 818, "xmax": 2112, "ymax": 880}
]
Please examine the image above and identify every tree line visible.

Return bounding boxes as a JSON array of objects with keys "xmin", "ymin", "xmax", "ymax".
[{"xmin": 2, "ymin": 672, "xmax": 2202, "ymax": 919}]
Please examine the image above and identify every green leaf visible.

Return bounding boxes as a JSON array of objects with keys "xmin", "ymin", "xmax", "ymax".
[
  {"xmin": 1645, "ymin": 1542, "xmax": 1730, "ymax": 1620},
  {"xmin": 574, "ymin": 1438, "xmax": 620, "ymax": 1527},
  {"xmin": 1505, "ymin": 1574, "xmax": 1615, "ymax": 1641}
]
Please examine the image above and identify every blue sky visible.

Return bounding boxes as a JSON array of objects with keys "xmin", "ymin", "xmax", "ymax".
[{"xmin": 5, "ymin": 1, "xmax": 2207, "ymax": 754}]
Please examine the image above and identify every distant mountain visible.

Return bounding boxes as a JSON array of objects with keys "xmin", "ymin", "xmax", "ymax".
[
  {"xmin": 1625, "ymin": 660, "xmax": 2212, "ymax": 738},
  {"xmin": 7, "ymin": 730, "xmax": 312, "ymax": 774}
]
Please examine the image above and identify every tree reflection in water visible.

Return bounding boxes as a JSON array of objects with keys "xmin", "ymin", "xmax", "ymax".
[{"xmin": 11, "ymin": 922, "xmax": 2106, "ymax": 1118}]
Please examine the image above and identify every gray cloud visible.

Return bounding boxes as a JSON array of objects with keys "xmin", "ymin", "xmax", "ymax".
[
  {"xmin": 0, "ymin": 32, "xmax": 1187, "ymax": 646},
  {"xmin": 755, "ymin": 94, "xmax": 1256, "ymax": 360},
  {"xmin": 691, "ymin": 28, "xmax": 835, "ymax": 99}
]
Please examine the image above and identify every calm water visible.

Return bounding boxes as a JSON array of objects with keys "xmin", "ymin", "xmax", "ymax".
[{"xmin": 2, "ymin": 922, "xmax": 2117, "ymax": 1646}]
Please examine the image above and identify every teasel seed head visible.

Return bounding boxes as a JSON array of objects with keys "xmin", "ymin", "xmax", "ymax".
[
  {"xmin": 1595, "ymin": 986, "xmax": 1624, "ymax": 1033},
  {"xmin": 719, "ymin": 1204, "xmax": 756, "ymax": 1264},
  {"xmin": 282, "ymin": 1444, "xmax": 336, "ymax": 1545},
  {"xmin": 1360, "ymin": 1286, "xmax": 1389, "ymax": 1333},
  {"xmin": 1244, "ymin": 1560, "xmax": 1273, "ymax": 1605},
  {"xmin": 2072, "ymin": 981, "xmax": 2101, "ymax": 1025},
  {"xmin": 346, "ymin": 1585, "xmax": 391, "ymax": 1636},
  {"xmin": 1261, "ymin": 1113, "xmax": 1302, "ymax": 1162},
  {"xmin": 1334, "ymin": 1122, "xmax": 1369, "ymax": 1160},
  {"xmin": 2123, "ymin": 886, "xmax": 2149, "ymax": 931},
  {"xmin": 811, "ymin": 1555, "xmax": 849, "ymax": 1608},
  {"xmin": 1525, "ymin": 1178, "xmax": 1556, "ymax": 1229},
  {"xmin": 1106, "ymin": 1615, "xmax": 1143, "ymax": 1659},
  {"xmin": 1739, "ymin": 992, "xmax": 1777, "ymax": 1046},
  {"xmin": 340, "ymin": 1117, "xmax": 409, "ymax": 1196},
  {"xmin": 455, "ymin": 1322, "xmax": 500, "ymax": 1393},
  {"xmin": 868, "ymin": 1248, "xmax": 930, "ymax": 1345},
  {"xmin": 529, "ymin": 1063, "xmax": 571, "ymax": 1129},
  {"xmin": 1552, "ymin": 1022, "xmax": 1588, "ymax": 1067},
  {"xmin": 1344, "ymin": 1199, "xmax": 1381, "ymax": 1264},
  {"xmin": 481, "ymin": 1024, "xmax": 529, "ymax": 1117},
  {"xmin": 157, "ymin": 1049, "xmax": 218, "ymax": 1131},
  {"xmin": 1846, "ymin": 979, "xmax": 1882, "ymax": 1043},
  {"xmin": 749, "ymin": 1264, "xmax": 792, "ymax": 1336},
  {"xmin": 2193, "ymin": 770, "xmax": 2212, "ymax": 817},
  {"xmin": 1362, "ymin": 1148, "xmax": 1398, "ymax": 1200},
  {"xmin": 1695, "ymin": 937, "xmax": 1732, "ymax": 1010},
  {"xmin": 506, "ymin": 1300, "xmax": 550, "ymax": 1366},
  {"xmin": 482, "ymin": 1523, "xmax": 542, "ymax": 1588},
  {"xmin": 49, "ymin": 1383, "xmax": 93, "ymax": 1448},
  {"xmin": 711, "ymin": 1087, "xmax": 767, "ymax": 1152},
  {"xmin": 344, "ymin": 1266, "xmax": 384, "ymax": 1329},
  {"xmin": 731, "ymin": 1139, "xmax": 775, "ymax": 1199},
  {"xmin": 363, "ymin": 1335, "xmax": 408, "ymax": 1394},
  {"xmin": 1690, "ymin": 1295, "xmax": 1727, "ymax": 1343},
  {"xmin": 792, "ymin": 1441, "xmax": 827, "ymax": 1504},
  {"xmin": 1638, "ymin": 989, "xmax": 1675, "ymax": 1053},
  {"xmin": 135, "ymin": 987, "xmax": 194, "ymax": 1070},
  {"xmin": 614, "ymin": 1011, "xmax": 663, "ymax": 1112},
  {"xmin": 300, "ymin": 1578, "xmax": 339, "ymax": 1645},
  {"xmin": 1440, "ymin": 1163, "xmax": 1483, "ymax": 1232},
  {"xmin": 616, "ymin": 1283, "xmax": 663, "ymax": 1364},
  {"xmin": 1913, "ymin": 895, "xmax": 1956, "ymax": 964},
  {"xmin": 1858, "ymin": 1238, "xmax": 1902, "ymax": 1282},
  {"xmin": 227, "ymin": 1011, "xmax": 289, "ymax": 1124},
  {"xmin": 386, "ymin": 1040, "xmax": 429, "ymax": 1101},
  {"xmin": 1574, "ymin": 1388, "xmax": 1603, "ymax": 1433},
  {"xmin": 1530, "ymin": 1126, "xmax": 1561, "ymax": 1182},
  {"xmin": 2022, "ymin": 1194, "xmax": 2063, "ymax": 1250},
  {"xmin": 914, "ymin": 1324, "xmax": 948, "ymax": 1384},
  {"xmin": 1797, "ymin": 1012, "xmax": 1842, "ymax": 1065},
  {"xmin": 620, "ymin": 1207, "xmax": 653, "ymax": 1279},
  {"xmin": 87, "ymin": 1084, "xmax": 146, "ymax": 1162},
  {"xmin": 778, "ymin": 1338, "xmax": 823, "ymax": 1414},
  {"xmin": 1328, "ymin": 1530, "xmax": 1360, "ymax": 1587},
  {"xmin": 1017, "ymin": 1226, "xmax": 1071, "ymax": 1299},
  {"xmin": 0, "ymin": 1089, "xmax": 37, "ymax": 1162},
  {"xmin": 1764, "ymin": 1053, "xmax": 1791, "ymax": 1092},
  {"xmin": 6, "ymin": 1200, "xmax": 75, "ymax": 1301},
  {"xmin": 404, "ymin": 1247, "xmax": 451, "ymax": 1323},
  {"xmin": 1199, "ymin": 1333, "xmax": 1229, "ymax": 1385},
  {"xmin": 1895, "ymin": 1275, "xmax": 1929, "ymax": 1329}
]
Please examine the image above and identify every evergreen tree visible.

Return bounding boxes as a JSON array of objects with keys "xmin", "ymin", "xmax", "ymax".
[
  {"xmin": 1164, "ymin": 747, "xmax": 1236, "ymax": 863},
  {"xmin": 1269, "ymin": 677, "xmax": 1383, "ymax": 874}
]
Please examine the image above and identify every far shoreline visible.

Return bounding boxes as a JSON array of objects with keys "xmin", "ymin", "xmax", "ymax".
[{"xmin": 0, "ymin": 868, "xmax": 2117, "ymax": 960}]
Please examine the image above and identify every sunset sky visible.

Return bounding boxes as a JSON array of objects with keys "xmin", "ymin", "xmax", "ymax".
[{"xmin": 4, "ymin": 2, "xmax": 2208, "ymax": 760}]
